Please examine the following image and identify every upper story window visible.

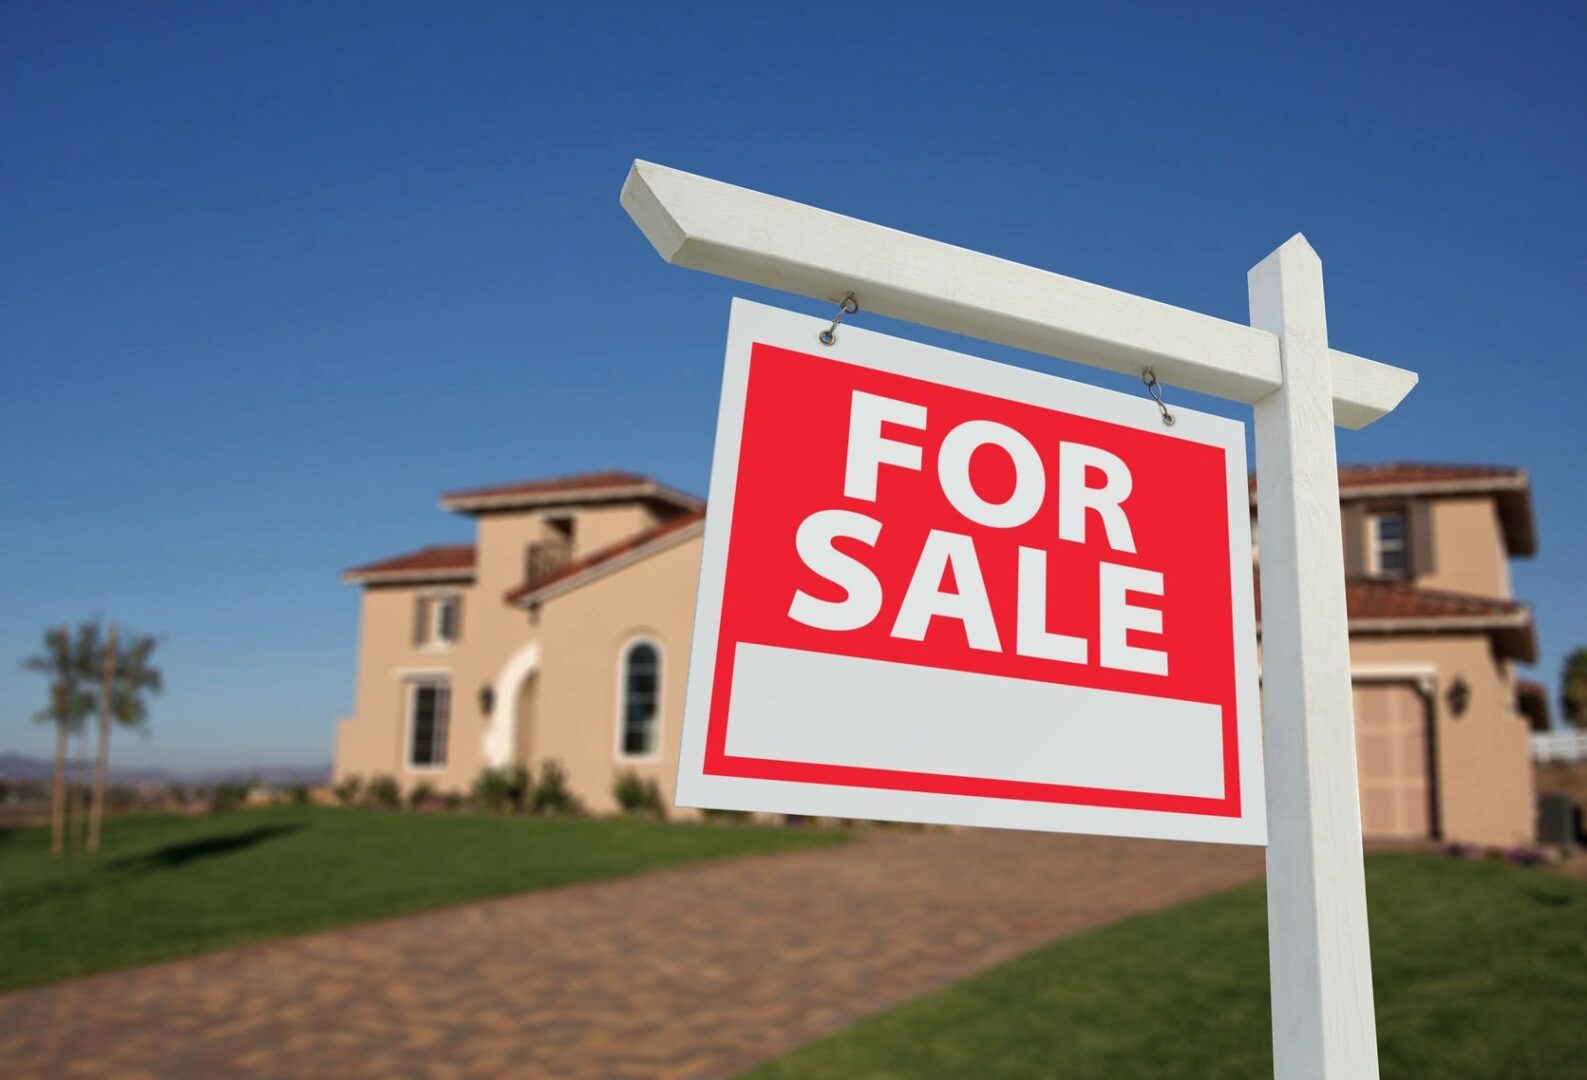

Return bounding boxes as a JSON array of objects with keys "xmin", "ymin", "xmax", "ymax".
[
  {"xmin": 619, "ymin": 640, "xmax": 661, "ymax": 759},
  {"xmin": 413, "ymin": 593, "xmax": 462, "ymax": 648},
  {"xmin": 407, "ymin": 679, "xmax": 451, "ymax": 769},
  {"xmin": 1370, "ymin": 510, "xmax": 1408, "ymax": 577}
]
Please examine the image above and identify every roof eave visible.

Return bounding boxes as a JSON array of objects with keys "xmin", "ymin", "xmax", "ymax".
[
  {"xmin": 341, "ymin": 569, "xmax": 476, "ymax": 587},
  {"xmin": 1516, "ymin": 682, "xmax": 1553, "ymax": 731},
  {"xmin": 1256, "ymin": 610, "xmax": 1536, "ymax": 662},
  {"xmin": 1247, "ymin": 471, "xmax": 1529, "ymax": 504},
  {"xmin": 1495, "ymin": 484, "xmax": 1537, "ymax": 557},
  {"xmin": 440, "ymin": 481, "xmax": 704, "ymax": 516},
  {"xmin": 1343, "ymin": 614, "xmax": 1536, "ymax": 663}
]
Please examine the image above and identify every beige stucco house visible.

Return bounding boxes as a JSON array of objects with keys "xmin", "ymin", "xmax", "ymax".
[{"xmin": 335, "ymin": 463, "xmax": 1539, "ymax": 843}]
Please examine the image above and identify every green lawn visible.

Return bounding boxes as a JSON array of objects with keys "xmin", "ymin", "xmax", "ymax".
[
  {"xmin": 747, "ymin": 854, "xmax": 1587, "ymax": 1079},
  {"xmin": 0, "ymin": 805, "xmax": 840, "ymax": 994}
]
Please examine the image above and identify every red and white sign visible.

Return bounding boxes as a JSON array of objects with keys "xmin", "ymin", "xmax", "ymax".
[{"xmin": 677, "ymin": 300, "xmax": 1264, "ymax": 844}]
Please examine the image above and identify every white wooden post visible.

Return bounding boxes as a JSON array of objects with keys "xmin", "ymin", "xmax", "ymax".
[{"xmin": 1250, "ymin": 236, "xmax": 1379, "ymax": 1079}]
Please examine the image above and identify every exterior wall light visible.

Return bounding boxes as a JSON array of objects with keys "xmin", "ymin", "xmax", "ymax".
[
  {"xmin": 478, "ymin": 684, "xmax": 495, "ymax": 717},
  {"xmin": 1446, "ymin": 676, "xmax": 1471, "ymax": 718}
]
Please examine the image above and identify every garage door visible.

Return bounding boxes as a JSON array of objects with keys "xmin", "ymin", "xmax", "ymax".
[{"xmin": 1352, "ymin": 682, "xmax": 1432, "ymax": 839}]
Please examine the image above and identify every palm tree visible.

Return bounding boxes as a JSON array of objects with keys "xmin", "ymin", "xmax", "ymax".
[
  {"xmin": 86, "ymin": 623, "xmax": 162, "ymax": 853},
  {"xmin": 23, "ymin": 626, "xmax": 94, "ymax": 855},
  {"xmin": 1563, "ymin": 646, "xmax": 1587, "ymax": 729}
]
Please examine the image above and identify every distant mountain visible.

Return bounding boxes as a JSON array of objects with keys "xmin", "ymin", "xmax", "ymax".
[
  {"xmin": 0, "ymin": 753, "xmax": 52, "ymax": 780},
  {"xmin": 0, "ymin": 753, "xmax": 330, "ymax": 787}
]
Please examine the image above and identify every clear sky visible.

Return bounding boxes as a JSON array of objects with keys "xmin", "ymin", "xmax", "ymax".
[{"xmin": 3, "ymin": 3, "xmax": 1583, "ymax": 771}]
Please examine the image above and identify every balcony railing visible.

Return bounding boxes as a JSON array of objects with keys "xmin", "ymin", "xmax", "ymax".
[
  {"xmin": 525, "ymin": 540, "xmax": 572, "ymax": 586},
  {"xmin": 1531, "ymin": 729, "xmax": 1587, "ymax": 764}
]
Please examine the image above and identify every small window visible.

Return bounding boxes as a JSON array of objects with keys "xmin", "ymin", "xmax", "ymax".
[
  {"xmin": 408, "ymin": 680, "xmax": 451, "ymax": 768},
  {"xmin": 1372, "ymin": 511, "xmax": 1408, "ymax": 577},
  {"xmin": 433, "ymin": 596, "xmax": 458, "ymax": 643},
  {"xmin": 619, "ymin": 642, "xmax": 660, "ymax": 758},
  {"xmin": 414, "ymin": 594, "xmax": 461, "ymax": 647}
]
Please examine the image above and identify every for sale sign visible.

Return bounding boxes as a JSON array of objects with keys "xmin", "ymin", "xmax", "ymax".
[{"xmin": 677, "ymin": 300, "xmax": 1264, "ymax": 844}]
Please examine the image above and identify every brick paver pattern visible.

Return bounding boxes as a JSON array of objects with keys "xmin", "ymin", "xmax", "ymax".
[{"xmin": 0, "ymin": 828, "xmax": 1262, "ymax": 1079}]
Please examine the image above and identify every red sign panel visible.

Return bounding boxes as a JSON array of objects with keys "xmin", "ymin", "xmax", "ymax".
[{"xmin": 677, "ymin": 300, "xmax": 1264, "ymax": 845}]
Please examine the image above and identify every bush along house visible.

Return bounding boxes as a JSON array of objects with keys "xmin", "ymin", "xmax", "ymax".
[{"xmin": 335, "ymin": 463, "xmax": 1539, "ymax": 843}]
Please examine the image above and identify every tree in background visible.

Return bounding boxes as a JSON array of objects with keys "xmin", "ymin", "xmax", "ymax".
[
  {"xmin": 85, "ymin": 622, "xmax": 162, "ymax": 853},
  {"xmin": 23, "ymin": 626, "xmax": 94, "ymax": 855},
  {"xmin": 1563, "ymin": 647, "xmax": 1587, "ymax": 729}
]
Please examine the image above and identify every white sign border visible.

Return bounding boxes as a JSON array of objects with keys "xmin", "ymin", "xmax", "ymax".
[{"xmin": 676, "ymin": 298, "xmax": 1266, "ymax": 846}]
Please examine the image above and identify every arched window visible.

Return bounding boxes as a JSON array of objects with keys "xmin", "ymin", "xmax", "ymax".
[{"xmin": 619, "ymin": 641, "xmax": 661, "ymax": 758}]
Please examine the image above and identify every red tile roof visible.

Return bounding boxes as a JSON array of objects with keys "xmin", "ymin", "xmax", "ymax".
[
  {"xmin": 445, "ymin": 470, "xmax": 648, "ymax": 502},
  {"xmin": 1248, "ymin": 462, "xmax": 1535, "ymax": 556},
  {"xmin": 502, "ymin": 514, "xmax": 1531, "ymax": 654},
  {"xmin": 1255, "ymin": 575, "xmax": 1526, "ymax": 623},
  {"xmin": 1256, "ymin": 576, "xmax": 1534, "ymax": 661},
  {"xmin": 1343, "ymin": 578, "xmax": 1528, "ymax": 622},
  {"xmin": 1336, "ymin": 462, "xmax": 1525, "ymax": 489},
  {"xmin": 440, "ymin": 470, "xmax": 703, "ymax": 514},
  {"xmin": 342, "ymin": 544, "xmax": 475, "ymax": 583},
  {"xmin": 504, "ymin": 508, "xmax": 707, "ymax": 606},
  {"xmin": 1248, "ymin": 462, "xmax": 1524, "ymax": 494}
]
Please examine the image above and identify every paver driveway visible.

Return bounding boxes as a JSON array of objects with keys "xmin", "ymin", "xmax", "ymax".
[{"xmin": 0, "ymin": 827, "xmax": 1262, "ymax": 1079}]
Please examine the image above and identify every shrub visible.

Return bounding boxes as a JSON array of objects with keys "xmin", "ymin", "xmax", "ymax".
[
  {"xmin": 209, "ymin": 779, "xmax": 251, "ymax": 814},
  {"xmin": 366, "ymin": 774, "xmax": 401, "ymax": 810},
  {"xmin": 408, "ymin": 781, "xmax": 438, "ymax": 810},
  {"xmin": 472, "ymin": 764, "xmax": 530, "ymax": 813},
  {"xmin": 440, "ymin": 791, "xmax": 464, "ymax": 811},
  {"xmin": 531, "ymin": 759, "xmax": 581, "ymax": 815},
  {"xmin": 288, "ymin": 783, "xmax": 312, "ymax": 806},
  {"xmin": 333, "ymin": 775, "xmax": 364, "ymax": 807},
  {"xmin": 613, "ymin": 769, "xmax": 666, "ymax": 818},
  {"xmin": 700, "ymin": 806, "xmax": 749, "ymax": 824}
]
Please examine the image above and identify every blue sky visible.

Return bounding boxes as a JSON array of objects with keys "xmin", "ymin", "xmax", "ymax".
[{"xmin": 3, "ymin": 3, "xmax": 1583, "ymax": 770}]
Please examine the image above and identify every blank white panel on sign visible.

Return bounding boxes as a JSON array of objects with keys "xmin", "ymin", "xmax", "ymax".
[{"xmin": 726, "ymin": 643, "xmax": 1225, "ymax": 799}]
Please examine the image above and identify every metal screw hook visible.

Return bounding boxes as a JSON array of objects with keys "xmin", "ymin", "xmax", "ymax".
[
  {"xmin": 818, "ymin": 294, "xmax": 859, "ymax": 346},
  {"xmin": 1142, "ymin": 369, "xmax": 1176, "ymax": 426}
]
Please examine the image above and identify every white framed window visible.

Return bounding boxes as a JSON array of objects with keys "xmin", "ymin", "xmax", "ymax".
[
  {"xmin": 617, "ymin": 638, "xmax": 662, "ymax": 760},
  {"xmin": 413, "ymin": 593, "xmax": 461, "ymax": 648},
  {"xmin": 1369, "ymin": 510, "xmax": 1408, "ymax": 577},
  {"xmin": 406, "ymin": 678, "xmax": 451, "ymax": 769},
  {"xmin": 434, "ymin": 595, "xmax": 459, "ymax": 643}
]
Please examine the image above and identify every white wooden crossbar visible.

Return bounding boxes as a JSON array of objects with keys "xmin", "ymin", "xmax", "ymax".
[{"xmin": 621, "ymin": 160, "xmax": 1416, "ymax": 429}]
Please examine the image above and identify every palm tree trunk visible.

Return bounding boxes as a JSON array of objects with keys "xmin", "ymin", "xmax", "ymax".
[
  {"xmin": 66, "ymin": 729, "xmax": 81, "ymax": 851},
  {"xmin": 88, "ymin": 623, "xmax": 116, "ymax": 854},
  {"xmin": 51, "ymin": 718, "xmax": 66, "ymax": 856}
]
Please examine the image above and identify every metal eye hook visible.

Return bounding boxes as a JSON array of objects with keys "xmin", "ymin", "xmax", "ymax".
[
  {"xmin": 818, "ymin": 294, "xmax": 859, "ymax": 346},
  {"xmin": 1142, "ymin": 369, "xmax": 1176, "ymax": 427}
]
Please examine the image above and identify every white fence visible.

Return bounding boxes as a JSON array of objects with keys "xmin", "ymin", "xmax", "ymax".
[{"xmin": 1532, "ymin": 729, "xmax": 1587, "ymax": 764}]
